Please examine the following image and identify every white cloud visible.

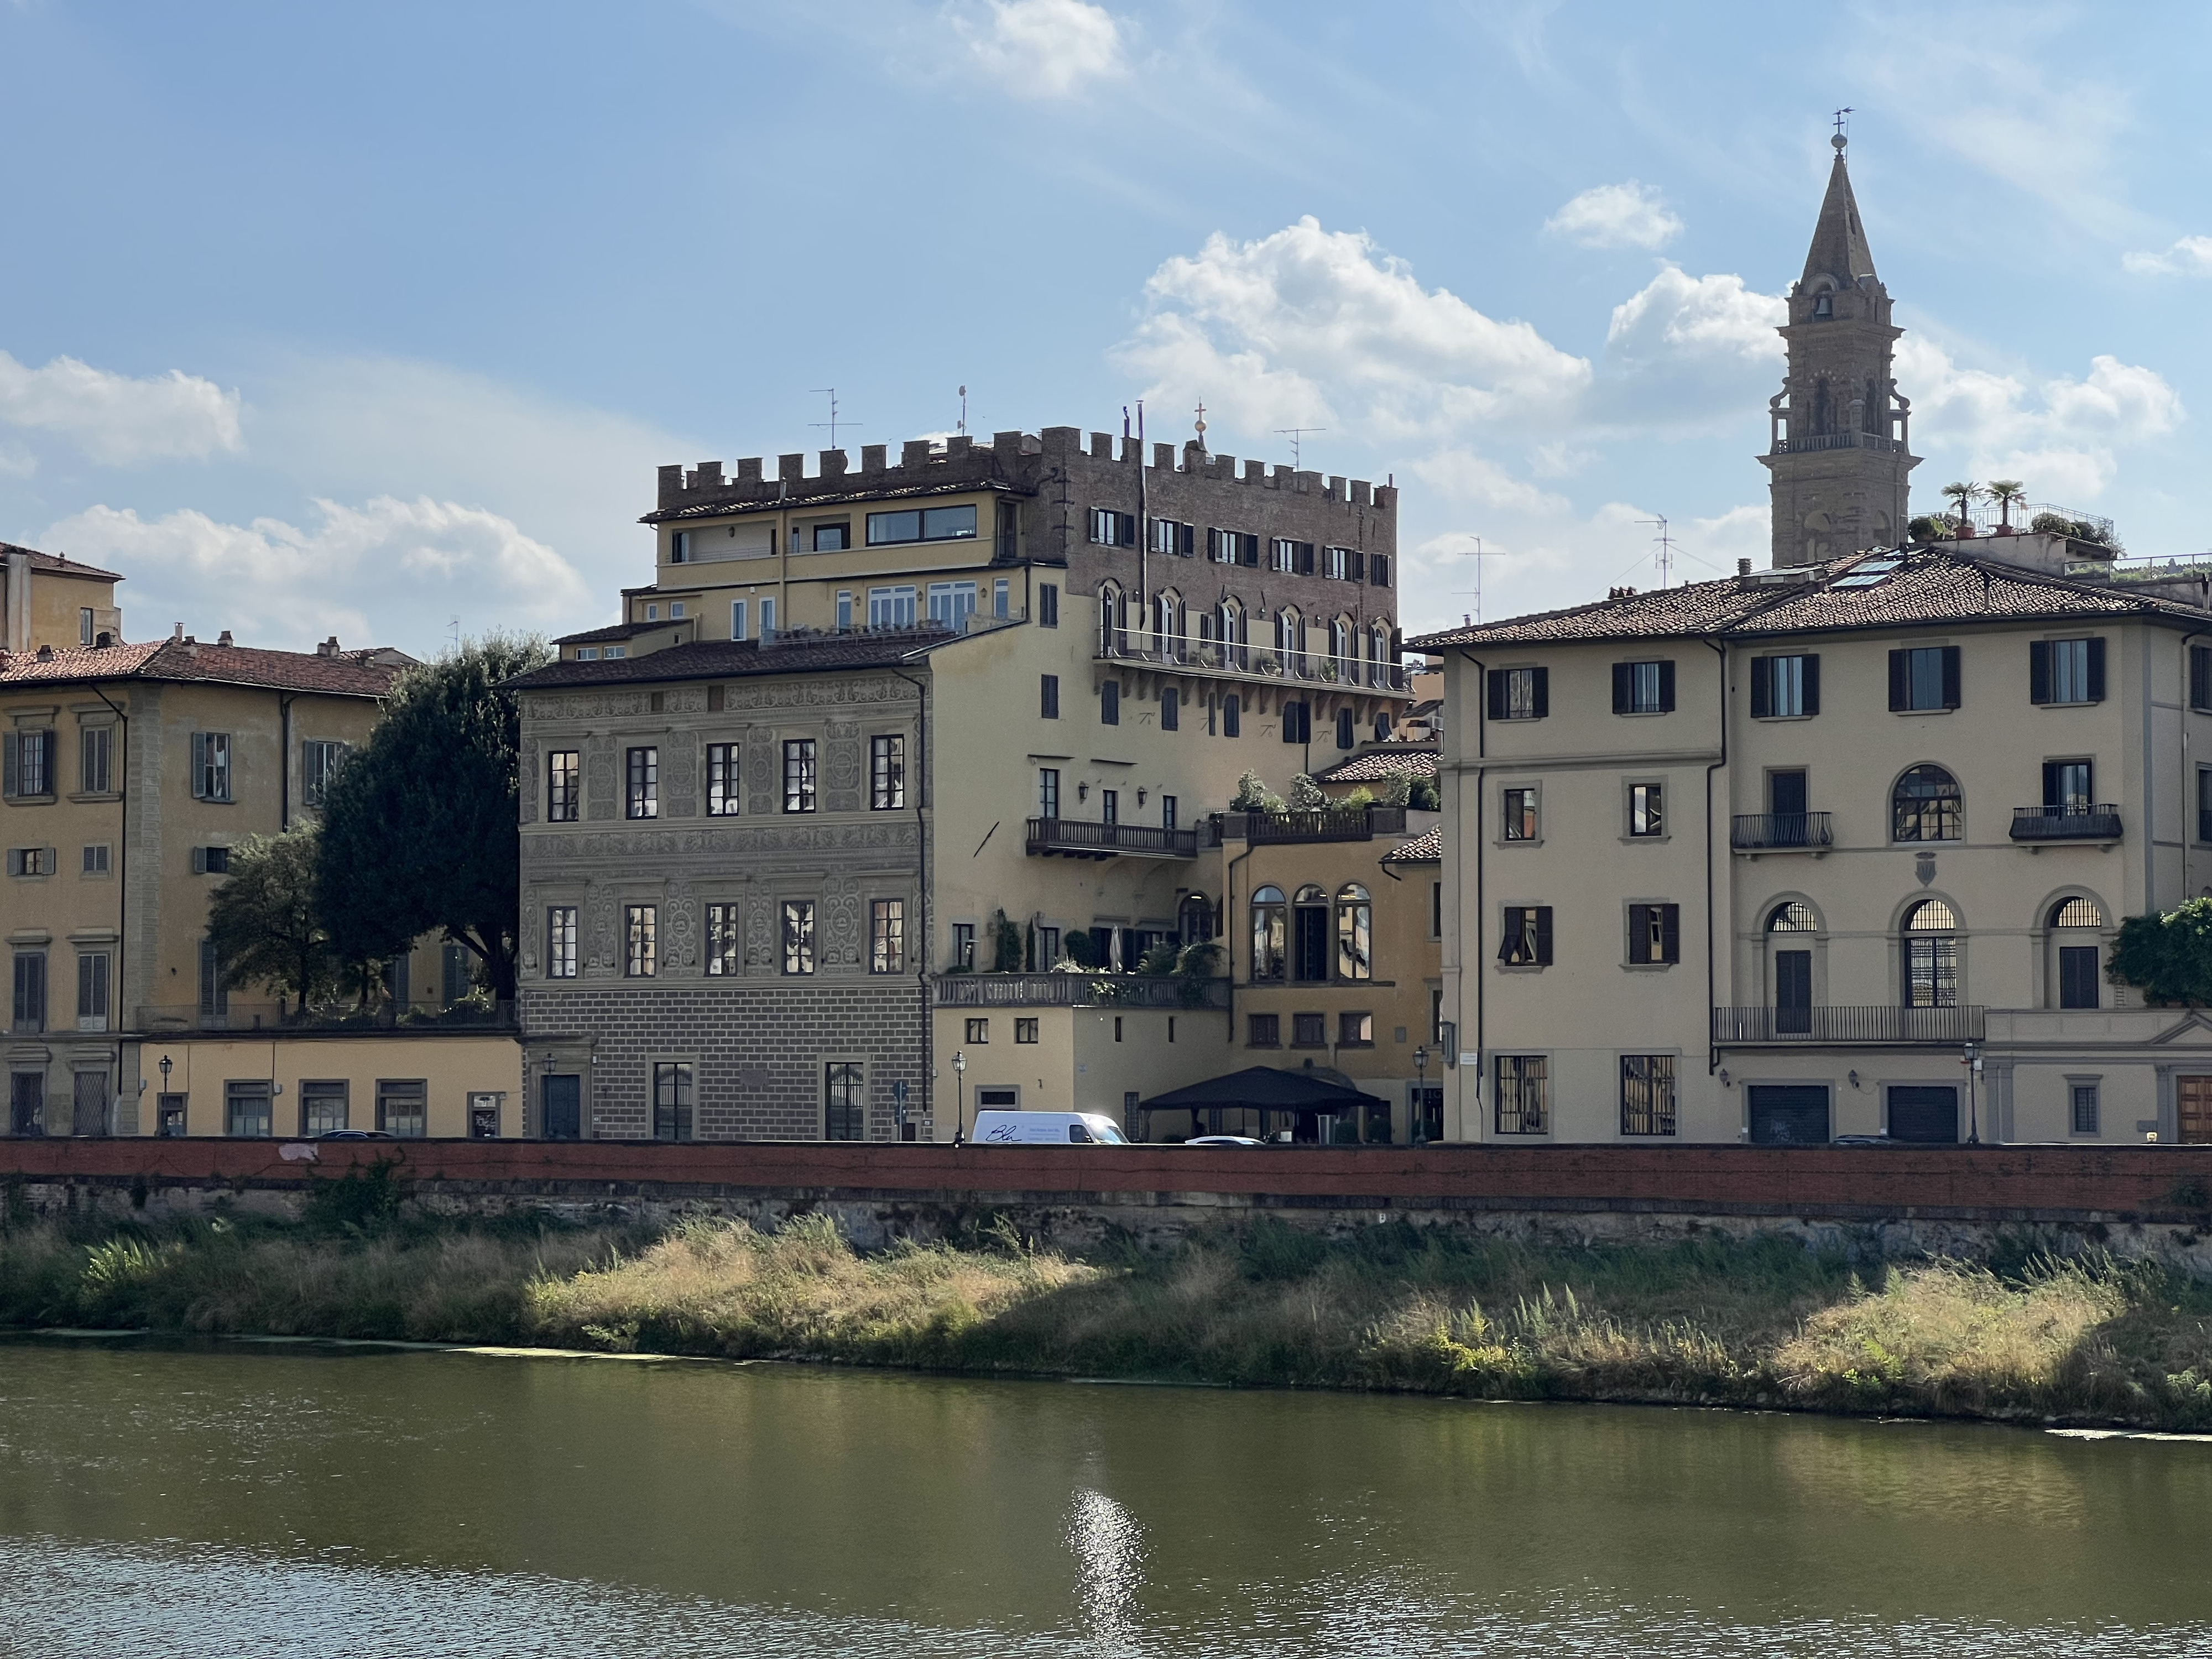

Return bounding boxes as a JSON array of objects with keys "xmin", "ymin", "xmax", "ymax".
[
  {"xmin": 1544, "ymin": 181, "xmax": 1683, "ymax": 250},
  {"xmin": 1598, "ymin": 264, "xmax": 1785, "ymax": 431},
  {"xmin": 0, "ymin": 350, "xmax": 243, "ymax": 465},
  {"xmin": 958, "ymin": 0, "xmax": 1127, "ymax": 99},
  {"xmin": 2123, "ymin": 236, "xmax": 2212, "ymax": 277},
  {"xmin": 1895, "ymin": 338, "xmax": 2183, "ymax": 501},
  {"xmin": 1408, "ymin": 447, "xmax": 1571, "ymax": 517},
  {"xmin": 1117, "ymin": 216, "xmax": 1591, "ymax": 447},
  {"xmin": 41, "ymin": 495, "xmax": 592, "ymax": 652}
]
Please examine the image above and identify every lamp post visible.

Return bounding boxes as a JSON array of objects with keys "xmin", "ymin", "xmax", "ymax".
[
  {"xmin": 157, "ymin": 1054, "xmax": 173, "ymax": 1138},
  {"xmin": 1412, "ymin": 1046, "xmax": 1428, "ymax": 1145},
  {"xmin": 952, "ymin": 1050, "xmax": 967, "ymax": 1144},
  {"xmin": 1962, "ymin": 1041, "xmax": 1982, "ymax": 1145}
]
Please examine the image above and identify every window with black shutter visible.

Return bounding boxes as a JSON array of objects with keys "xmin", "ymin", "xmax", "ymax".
[
  {"xmin": 1751, "ymin": 655, "xmax": 1818, "ymax": 718},
  {"xmin": 2031, "ymin": 637, "xmax": 2104, "ymax": 706},
  {"xmin": 1499, "ymin": 905, "xmax": 1553, "ymax": 966},
  {"xmin": 1488, "ymin": 666, "xmax": 1548, "ymax": 721},
  {"xmin": 2193, "ymin": 645, "xmax": 2212, "ymax": 713},
  {"xmin": 1370, "ymin": 554, "xmax": 1391, "ymax": 587},
  {"xmin": 1281, "ymin": 700, "xmax": 1311, "ymax": 744},
  {"xmin": 1040, "ymin": 674, "xmax": 1059, "ymax": 719},
  {"xmin": 1038, "ymin": 583, "xmax": 1058, "ymax": 628},
  {"xmin": 1101, "ymin": 681, "xmax": 1120, "ymax": 726},
  {"xmin": 1613, "ymin": 660, "xmax": 1674, "ymax": 714},
  {"xmin": 1627, "ymin": 903, "xmax": 1681, "ymax": 966},
  {"xmin": 1889, "ymin": 645, "xmax": 1960, "ymax": 711}
]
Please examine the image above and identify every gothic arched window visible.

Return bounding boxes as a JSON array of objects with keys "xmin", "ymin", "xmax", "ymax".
[{"xmin": 1098, "ymin": 582, "xmax": 1124, "ymax": 655}]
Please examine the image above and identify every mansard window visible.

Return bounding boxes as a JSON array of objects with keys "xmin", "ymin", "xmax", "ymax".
[
  {"xmin": 1892, "ymin": 765, "xmax": 1963, "ymax": 842},
  {"xmin": 545, "ymin": 907, "xmax": 577, "ymax": 978},
  {"xmin": 870, "ymin": 735, "xmax": 905, "ymax": 810},
  {"xmin": 707, "ymin": 743, "xmax": 739, "ymax": 816},
  {"xmin": 546, "ymin": 749, "xmax": 578, "ymax": 821},
  {"xmin": 625, "ymin": 747, "xmax": 658, "ymax": 819},
  {"xmin": 782, "ymin": 900, "xmax": 816, "ymax": 975},
  {"xmin": 2030, "ymin": 637, "xmax": 2105, "ymax": 706},
  {"xmin": 1902, "ymin": 899, "xmax": 1958, "ymax": 1009},
  {"xmin": 784, "ymin": 739, "xmax": 817, "ymax": 813},
  {"xmin": 706, "ymin": 903, "xmax": 740, "ymax": 976}
]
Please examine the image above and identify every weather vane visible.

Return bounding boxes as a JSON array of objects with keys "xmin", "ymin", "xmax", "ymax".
[{"xmin": 1833, "ymin": 107, "xmax": 1853, "ymax": 151}]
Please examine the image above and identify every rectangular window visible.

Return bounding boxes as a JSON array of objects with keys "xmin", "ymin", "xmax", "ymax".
[
  {"xmin": 81, "ymin": 843, "xmax": 110, "ymax": 876},
  {"xmin": 1629, "ymin": 782, "xmax": 1663, "ymax": 838},
  {"xmin": 190, "ymin": 732, "xmax": 231, "ymax": 801},
  {"xmin": 1888, "ymin": 645, "xmax": 1961, "ymax": 712},
  {"xmin": 731, "ymin": 600, "xmax": 748, "ymax": 641},
  {"xmin": 867, "ymin": 586, "xmax": 918, "ymax": 628},
  {"xmin": 1161, "ymin": 795, "xmax": 1177, "ymax": 831},
  {"xmin": 1431, "ymin": 880, "xmax": 1443, "ymax": 938},
  {"xmin": 1039, "ymin": 583, "xmax": 1059, "ymax": 628},
  {"xmin": 1750, "ymin": 654, "xmax": 1819, "ymax": 719},
  {"xmin": 300, "ymin": 1079, "xmax": 348, "ymax": 1137},
  {"xmin": 1151, "ymin": 519, "xmax": 1195, "ymax": 556},
  {"xmin": 1039, "ymin": 926, "xmax": 1060, "ymax": 966},
  {"xmin": 1370, "ymin": 554, "xmax": 1391, "ymax": 588},
  {"xmin": 2071, "ymin": 1082, "xmax": 2101, "ymax": 1135},
  {"xmin": 952, "ymin": 922, "xmax": 975, "ymax": 971},
  {"xmin": 226, "ymin": 1080, "xmax": 273, "ymax": 1138},
  {"xmin": 784, "ymin": 739, "xmax": 817, "ymax": 812},
  {"xmin": 1502, "ymin": 787, "xmax": 1538, "ymax": 841},
  {"xmin": 782, "ymin": 900, "xmax": 815, "ymax": 975},
  {"xmin": 1281, "ymin": 700, "xmax": 1311, "ymax": 745},
  {"xmin": 79, "ymin": 607, "xmax": 93, "ymax": 644},
  {"xmin": 966, "ymin": 1017, "xmax": 989, "ymax": 1044},
  {"xmin": 1040, "ymin": 674, "xmax": 1060, "ymax": 719},
  {"xmin": 7, "ymin": 847, "xmax": 46, "ymax": 877},
  {"xmin": 653, "ymin": 1062, "xmax": 694, "ymax": 1141},
  {"xmin": 547, "ymin": 750, "xmax": 580, "ymax": 821},
  {"xmin": 299, "ymin": 738, "xmax": 346, "ymax": 808},
  {"xmin": 927, "ymin": 581, "xmax": 978, "ymax": 628},
  {"xmin": 1494, "ymin": 1056, "xmax": 1548, "ymax": 1135},
  {"xmin": 1101, "ymin": 681, "xmax": 1120, "ymax": 725},
  {"xmin": 870, "ymin": 734, "xmax": 905, "ymax": 810},
  {"xmin": 1323, "ymin": 546, "xmax": 1359, "ymax": 581},
  {"xmin": 1339, "ymin": 1011, "xmax": 1374, "ymax": 1046},
  {"xmin": 12, "ymin": 951, "xmax": 46, "ymax": 1032},
  {"xmin": 2194, "ymin": 645, "xmax": 2212, "ymax": 713},
  {"xmin": 706, "ymin": 743, "xmax": 740, "ymax": 816},
  {"xmin": 2031, "ymin": 637, "xmax": 2105, "ymax": 706},
  {"xmin": 1088, "ymin": 508, "xmax": 1137, "ymax": 547},
  {"xmin": 825, "ymin": 1061, "xmax": 865, "ymax": 1142},
  {"xmin": 546, "ymin": 906, "xmax": 577, "ymax": 978},
  {"xmin": 1486, "ymin": 666, "xmax": 1548, "ymax": 721},
  {"xmin": 1611, "ymin": 660, "xmax": 1675, "ymax": 714},
  {"xmin": 868, "ymin": 504, "xmax": 977, "ymax": 545},
  {"xmin": 707, "ymin": 902, "xmax": 741, "ymax": 976},
  {"xmin": 1291, "ymin": 1011, "xmax": 1327, "ymax": 1047},
  {"xmin": 192, "ymin": 844, "xmax": 231, "ymax": 876},
  {"xmin": 1626, "ymin": 902, "xmax": 1681, "ymax": 966},
  {"xmin": 75, "ymin": 951, "xmax": 109, "ymax": 1030},
  {"xmin": 1498, "ymin": 905, "xmax": 1553, "ymax": 967},
  {"xmin": 1015, "ymin": 1017, "xmax": 1039, "ymax": 1044},
  {"xmin": 626, "ymin": 747, "xmax": 659, "ymax": 818},
  {"xmin": 1905, "ymin": 936, "xmax": 1958, "ymax": 1008},
  {"xmin": 2, "ymin": 729, "xmax": 53, "ymax": 799},
  {"xmin": 80, "ymin": 726, "xmax": 112, "ymax": 794},
  {"xmin": 1038, "ymin": 768, "xmax": 1060, "ymax": 820},
  {"xmin": 813, "ymin": 521, "xmax": 849, "ymax": 551},
  {"xmin": 1100, "ymin": 789, "xmax": 1117, "ymax": 825},
  {"xmin": 1248, "ymin": 1013, "xmax": 1281, "ymax": 1047},
  {"xmin": 1161, "ymin": 687, "xmax": 1179, "ymax": 731},
  {"xmin": 1620, "ymin": 1055, "xmax": 1677, "ymax": 1136},
  {"xmin": 2059, "ymin": 945, "xmax": 2099, "ymax": 1010},
  {"xmin": 870, "ymin": 898, "xmax": 904, "ymax": 973},
  {"xmin": 2200, "ymin": 767, "xmax": 2212, "ymax": 844},
  {"xmin": 994, "ymin": 578, "xmax": 1009, "ymax": 619},
  {"xmin": 836, "ymin": 590, "xmax": 854, "ymax": 631},
  {"xmin": 758, "ymin": 598, "xmax": 776, "ymax": 641},
  {"xmin": 376, "ymin": 1079, "xmax": 427, "ymax": 1139},
  {"xmin": 2044, "ymin": 760, "xmax": 2094, "ymax": 814},
  {"xmin": 1209, "ymin": 529, "xmax": 1256, "ymax": 566},
  {"xmin": 625, "ymin": 905, "xmax": 657, "ymax": 977},
  {"xmin": 1223, "ymin": 695, "xmax": 1241, "ymax": 738}
]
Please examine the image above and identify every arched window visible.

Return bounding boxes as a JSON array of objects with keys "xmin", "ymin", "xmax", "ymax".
[
  {"xmin": 1370, "ymin": 623, "xmax": 1391, "ymax": 687},
  {"xmin": 1331, "ymin": 617, "xmax": 1353, "ymax": 673},
  {"xmin": 1767, "ymin": 901, "xmax": 1819, "ymax": 932},
  {"xmin": 1902, "ymin": 898, "xmax": 1959, "ymax": 1009},
  {"xmin": 1292, "ymin": 883, "xmax": 1329, "ymax": 982},
  {"xmin": 1155, "ymin": 589, "xmax": 1181, "ymax": 656},
  {"xmin": 2052, "ymin": 896, "xmax": 2103, "ymax": 1009},
  {"xmin": 1180, "ymin": 893, "xmax": 1214, "ymax": 946},
  {"xmin": 1219, "ymin": 601, "xmax": 1245, "ymax": 669},
  {"xmin": 2052, "ymin": 897, "xmax": 2103, "ymax": 928},
  {"xmin": 1250, "ymin": 885, "xmax": 1286, "ymax": 982},
  {"xmin": 1098, "ymin": 582, "xmax": 1124, "ymax": 655},
  {"xmin": 1892, "ymin": 765, "xmax": 1963, "ymax": 843},
  {"xmin": 1277, "ymin": 608, "xmax": 1303, "ymax": 670},
  {"xmin": 1336, "ymin": 883, "xmax": 1373, "ymax": 981}
]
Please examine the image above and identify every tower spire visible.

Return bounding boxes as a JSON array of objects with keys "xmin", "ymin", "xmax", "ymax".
[{"xmin": 1802, "ymin": 126, "xmax": 1876, "ymax": 289}]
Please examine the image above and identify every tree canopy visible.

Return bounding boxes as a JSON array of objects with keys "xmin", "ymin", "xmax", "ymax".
[
  {"xmin": 2107, "ymin": 900, "xmax": 2212, "ymax": 1006},
  {"xmin": 316, "ymin": 635, "xmax": 549, "ymax": 1000},
  {"xmin": 206, "ymin": 828, "xmax": 336, "ymax": 1005}
]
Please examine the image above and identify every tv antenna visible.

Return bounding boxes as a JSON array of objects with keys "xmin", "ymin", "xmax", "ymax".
[
  {"xmin": 1638, "ymin": 515, "xmax": 1674, "ymax": 589},
  {"xmin": 1451, "ymin": 535, "xmax": 1490, "ymax": 623},
  {"xmin": 957, "ymin": 385, "xmax": 967, "ymax": 437},
  {"xmin": 808, "ymin": 388, "xmax": 859, "ymax": 450},
  {"xmin": 1274, "ymin": 426, "xmax": 1326, "ymax": 469}
]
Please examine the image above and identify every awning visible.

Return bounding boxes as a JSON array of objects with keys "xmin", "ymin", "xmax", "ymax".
[{"xmin": 1140, "ymin": 1065, "xmax": 1390, "ymax": 1115}]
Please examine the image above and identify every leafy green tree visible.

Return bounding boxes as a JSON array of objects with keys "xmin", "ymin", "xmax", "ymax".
[
  {"xmin": 1230, "ymin": 769, "xmax": 1285, "ymax": 813},
  {"xmin": 1287, "ymin": 772, "xmax": 1328, "ymax": 810},
  {"xmin": 316, "ymin": 635, "xmax": 550, "ymax": 1001},
  {"xmin": 2108, "ymin": 901, "xmax": 2212, "ymax": 1006},
  {"xmin": 206, "ymin": 828, "xmax": 337, "ymax": 1008}
]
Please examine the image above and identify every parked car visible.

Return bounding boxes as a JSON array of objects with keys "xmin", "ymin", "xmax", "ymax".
[
  {"xmin": 972, "ymin": 1110, "xmax": 1130, "ymax": 1145},
  {"xmin": 1184, "ymin": 1135, "xmax": 1265, "ymax": 1147}
]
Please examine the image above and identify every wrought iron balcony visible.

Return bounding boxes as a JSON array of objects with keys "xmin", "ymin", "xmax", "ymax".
[
  {"xmin": 933, "ymin": 973, "xmax": 1228, "ymax": 1009},
  {"xmin": 1712, "ymin": 1005, "xmax": 1986, "ymax": 1045},
  {"xmin": 2010, "ymin": 804, "xmax": 2122, "ymax": 842},
  {"xmin": 1730, "ymin": 811, "xmax": 1834, "ymax": 851},
  {"xmin": 1025, "ymin": 817, "xmax": 1198, "ymax": 860}
]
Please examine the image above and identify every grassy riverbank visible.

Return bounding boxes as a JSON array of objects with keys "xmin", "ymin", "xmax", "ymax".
[{"xmin": 4, "ymin": 1192, "xmax": 2211, "ymax": 1428}]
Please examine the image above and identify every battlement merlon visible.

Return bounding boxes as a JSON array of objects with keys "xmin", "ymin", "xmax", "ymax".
[{"xmin": 645, "ymin": 425, "xmax": 1394, "ymax": 521}]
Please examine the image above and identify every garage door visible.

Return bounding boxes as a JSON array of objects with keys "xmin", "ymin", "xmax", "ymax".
[
  {"xmin": 1747, "ymin": 1085, "xmax": 1829, "ymax": 1145},
  {"xmin": 1887, "ymin": 1086, "xmax": 1959, "ymax": 1145}
]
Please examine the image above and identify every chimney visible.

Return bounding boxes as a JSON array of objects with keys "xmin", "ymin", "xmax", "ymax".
[
  {"xmin": 216, "ymin": 629, "xmax": 234, "ymax": 646},
  {"xmin": 171, "ymin": 623, "xmax": 184, "ymax": 640},
  {"xmin": 36, "ymin": 644, "xmax": 54, "ymax": 661},
  {"xmin": 318, "ymin": 635, "xmax": 341, "ymax": 656},
  {"xmin": 1738, "ymin": 558, "xmax": 1752, "ymax": 575}
]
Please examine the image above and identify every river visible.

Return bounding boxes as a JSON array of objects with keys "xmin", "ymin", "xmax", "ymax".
[{"xmin": 0, "ymin": 1337, "xmax": 2206, "ymax": 1656}]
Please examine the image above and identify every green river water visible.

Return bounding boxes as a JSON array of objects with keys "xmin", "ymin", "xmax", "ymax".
[{"xmin": 0, "ymin": 1336, "xmax": 2208, "ymax": 1656}]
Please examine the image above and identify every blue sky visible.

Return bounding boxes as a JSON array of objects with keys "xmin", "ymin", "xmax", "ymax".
[{"xmin": 3, "ymin": 1, "xmax": 2208, "ymax": 654}]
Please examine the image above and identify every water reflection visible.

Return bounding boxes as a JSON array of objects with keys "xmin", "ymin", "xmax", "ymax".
[{"xmin": 1064, "ymin": 1488, "xmax": 1144, "ymax": 1653}]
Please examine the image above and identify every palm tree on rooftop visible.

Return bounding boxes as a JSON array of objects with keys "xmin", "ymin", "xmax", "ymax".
[
  {"xmin": 1987, "ymin": 479, "xmax": 2026, "ymax": 534},
  {"xmin": 1942, "ymin": 480, "xmax": 1983, "ymax": 538}
]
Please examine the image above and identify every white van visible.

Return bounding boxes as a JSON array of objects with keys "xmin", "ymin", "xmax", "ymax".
[{"xmin": 972, "ymin": 1110, "xmax": 1130, "ymax": 1145}]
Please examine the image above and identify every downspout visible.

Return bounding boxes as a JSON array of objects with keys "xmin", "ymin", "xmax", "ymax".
[
  {"xmin": 279, "ymin": 692, "xmax": 296, "ymax": 832},
  {"xmin": 1225, "ymin": 835, "xmax": 1253, "ymax": 1052},
  {"xmin": 2184, "ymin": 628, "xmax": 2211, "ymax": 904},
  {"xmin": 1455, "ymin": 649, "xmax": 1486, "ymax": 1139},
  {"xmin": 890, "ymin": 664, "xmax": 932, "ymax": 1140},
  {"xmin": 91, "ymin": 681, "xmax": 129, "ymax": 1133},
  {"xmin": 1704, "ymin": 639, "xmax": 1730, "ymax": 1077}
]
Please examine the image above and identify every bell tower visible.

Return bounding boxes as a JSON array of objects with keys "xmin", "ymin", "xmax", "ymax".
[{"xmin": 1759, "ymin": 125, "xmax": 1918, "ymax": 567}]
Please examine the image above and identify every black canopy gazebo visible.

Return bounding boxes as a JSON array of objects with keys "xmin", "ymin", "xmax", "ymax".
[{"xmin": 1138, "ymin": 1066, "xmax": 1391, "ymax": 1144}]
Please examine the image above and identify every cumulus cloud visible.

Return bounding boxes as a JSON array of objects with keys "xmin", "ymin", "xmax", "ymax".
[
  {"xmin": 958, "ymin": 0, "xmax": 1126, "ymax": 99},
  {"xmin": 42, "ymin": 495, "xmax": 592, "ymax": 652},
  {"xmin": 2122, "ymin": 236, "xmax": 2212, "ymax": 278},
  {"xmin": 1117, "ymin": 216, "xmax": 1591, "ymax": 445},
  {"xmin": 0, "ymin": 350, "xmax": 243, "ymax": 466},
  {"xmin": 1598, "ymin": 264, "xmax": 1785, "ymax": 429},
  {"xmin": 1896, "ymin": 339, "xmax": 2183, "ymax": 502},
  {"xmin": 1544, "ymin": 181, "xmax": 1683, "ymax": 250}
]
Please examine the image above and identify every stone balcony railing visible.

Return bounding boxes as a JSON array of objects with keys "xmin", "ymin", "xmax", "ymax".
[
  {"xmin": 1712, "ymin": 1005, "xmax": 1987, "ymax": 1044},
  {"xmin": 932, "ymin": 973, "xmax": 1229, "ymax": 1009}
]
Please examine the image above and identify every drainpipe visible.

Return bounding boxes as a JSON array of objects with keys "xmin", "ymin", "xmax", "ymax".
[
  {"xmin": 278, "ymin": 691, "xmax": 296, "ymax": 832},
  {"xmin": 90, "ymin": 681, "xmax": 129, "ymax": 1133},
  {"xmin": 2183, "ymin": 628, "xmax": 2210, "ymax": 907},
  {"xmin": 1224, "ymin": 833, "xmax": 1254, "ymax": 1052},
  {"xmin": 891, "ymin": 664, "xmax": 931, "ymax": 1140},
  {"xmin": 1455, "ymin": 649, "xmax": 1486, "ymax": 1140},
  {"xmin": 1704, "ymin": 639, "xmax": 1730, "ymax": 1077}
]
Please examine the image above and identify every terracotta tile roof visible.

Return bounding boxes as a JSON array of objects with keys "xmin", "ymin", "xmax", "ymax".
[
  {"xmin": 1380, "ymin": 826, "xmax": 1441, "ymax": 864},
  {"xmin": 556, "ymin": 619, "xmax": 671, "ymax": 645},
  {"xmin": 507, "ymin": 627, "xmax": 959, "ymax": 689},
  {"xmin": 1314, "ymin": 743, "xmax": 1437, "ymax": 784},
  {"xmin": 0, "ymin": 637, "xmax": 398, "ymax": 697},
  {"xmin": 1408, "ymin": 550, "xmax": 2212, "ymax": 651},
  {"xmin": 0, "ymin": 542, "xmax": 125, "ymax": 583}
]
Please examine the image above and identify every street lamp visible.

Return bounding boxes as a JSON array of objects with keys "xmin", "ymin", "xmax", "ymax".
[
  {"xmin": 952, "ymin": 1050, "xmax": 968, "ymax": 1144},
  {"xmin": 1961, "ymin": 1041, "xmax": 1983, "ymax": 1145},
  {"xmin": 1412, "ymin": 1046, "xmax": 1428, "ymax": 1145}
]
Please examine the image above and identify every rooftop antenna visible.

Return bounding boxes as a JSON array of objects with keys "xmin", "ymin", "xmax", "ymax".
[
  {"xmin": 1638, "ymin": 516, "xmax": 1674, "ymax": 589},
  {"xmin": 1832, "ymin": 107, "xmax": 1853, "ymax": 154},
  {"xmin": 448, "ymin": 614, "xmax": 461, "ymax": 651},
  {"xmin": 1274, "ymin": 427, "xmax": 1326, "ymax": 470},
  {"xmin": 807, "ymin": 388, "xmax": 859, "ymax": 450},
  {"xmin": 957, "ymin": 385, "xmax": 967, "ymax": 437},
  {"xmin": 1451, "ymin": 535, "xmax": 1489, "ymax": 623}
]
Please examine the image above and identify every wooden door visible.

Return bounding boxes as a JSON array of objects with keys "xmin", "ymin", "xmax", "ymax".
[{"xmin": 2178, "ymin": 1076, "xmax": 2212, "ymax": 1143}]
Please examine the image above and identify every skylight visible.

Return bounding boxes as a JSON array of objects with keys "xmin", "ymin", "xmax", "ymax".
[{"xmin": 1832, "ymin": 558, "xmax": 1902, "ymax": 589}]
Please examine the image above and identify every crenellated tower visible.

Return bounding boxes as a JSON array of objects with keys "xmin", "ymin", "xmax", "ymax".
[{"xmin": 1759, "ymin": 132, "xmax": 1918, "ymax": 566}]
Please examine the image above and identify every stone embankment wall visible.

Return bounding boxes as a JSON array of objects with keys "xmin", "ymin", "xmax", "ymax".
[{"xmin": 7, "ymin": 1140, "xmax": 2212, "ymax": 1269}]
